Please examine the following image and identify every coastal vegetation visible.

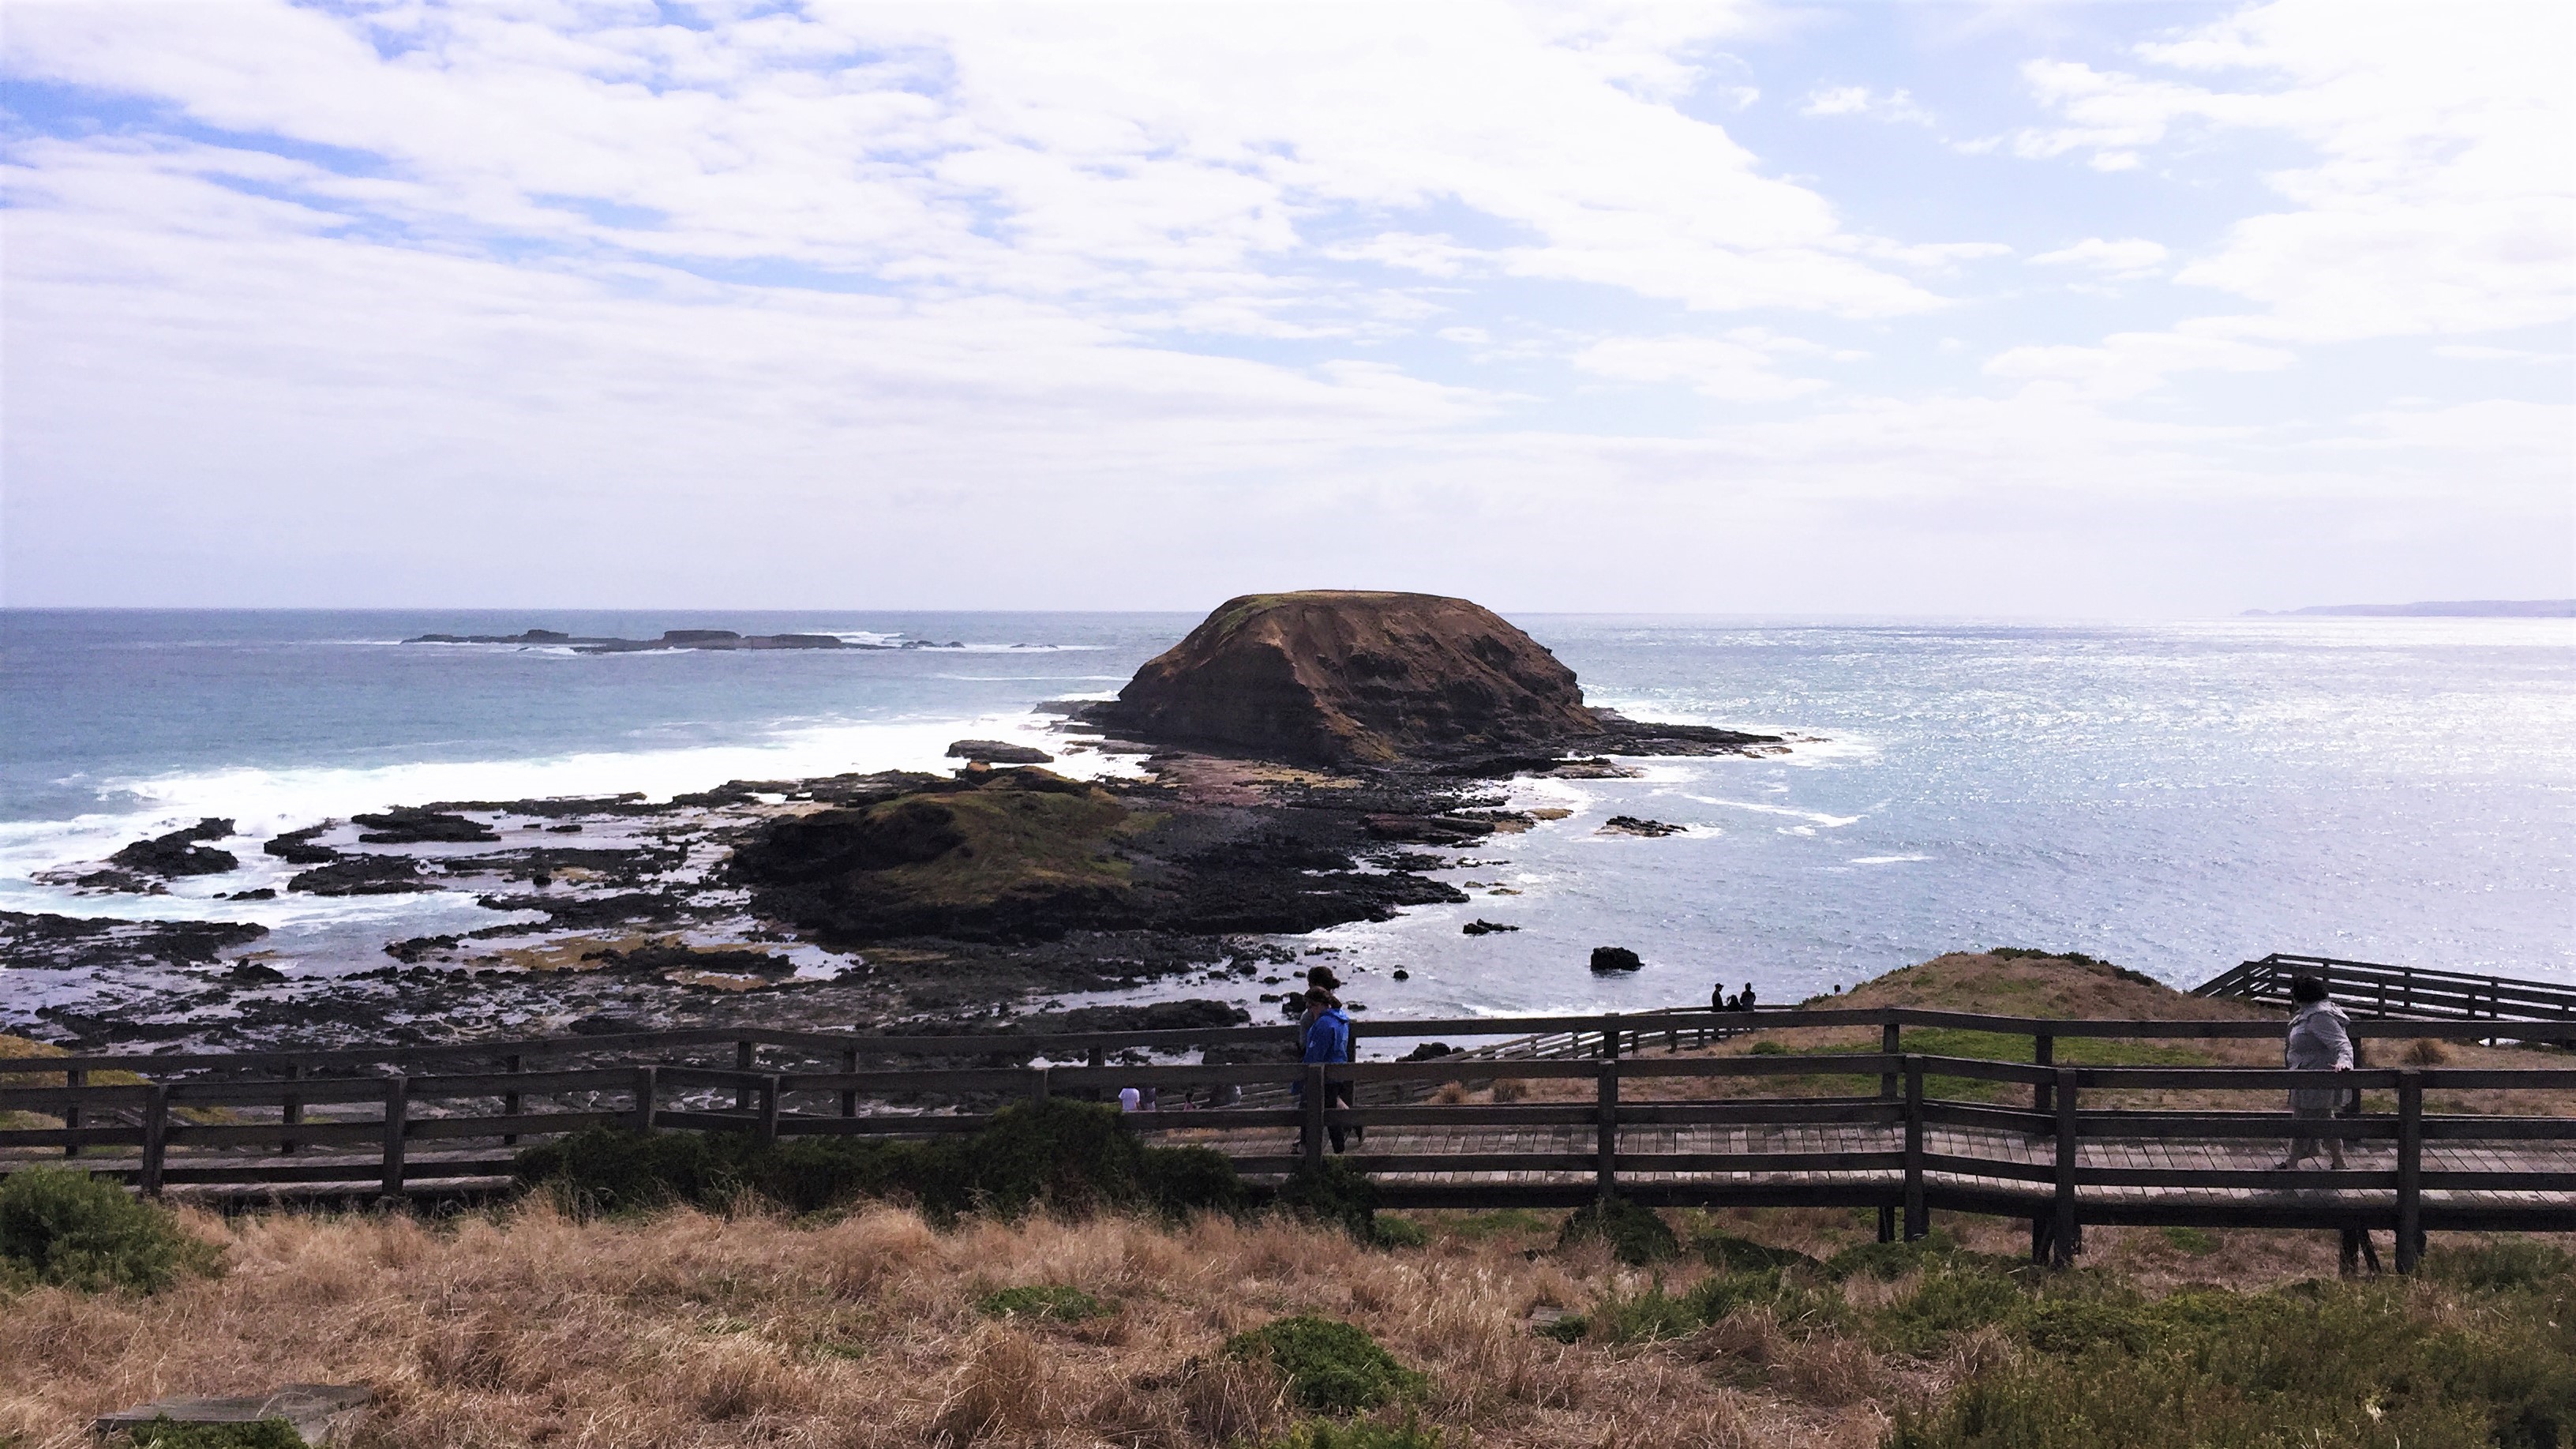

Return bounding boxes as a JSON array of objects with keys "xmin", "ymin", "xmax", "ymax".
[
  {"xmin": 4, "ymin": 1179, "xmax": 2567, "ymax": 1447},
  {"xmin": 6, "ymin": 953, "xmax": 2570, "ymax": 1447}
]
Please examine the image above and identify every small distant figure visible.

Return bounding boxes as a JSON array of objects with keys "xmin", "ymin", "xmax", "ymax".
[
  {"xmin": 1712, "ymin": 981, "xmax": 1728, "ymax": 1013},
  {"xmin": 1118, "ymin": 1086, "xmax": 1142, "ymax": 1113},
  {"xmin": 1737, "ymin": 982, "xmax": 1757, "ymax": 1012},
  {"xmin": 2276, "ymin": 974, "xmax": 2353, "ymax": 1169}
]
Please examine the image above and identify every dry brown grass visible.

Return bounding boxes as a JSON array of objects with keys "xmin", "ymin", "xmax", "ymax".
[{"xmin": 5, "ymin": 1190, "xmax": 2484, "ymax": 1449}]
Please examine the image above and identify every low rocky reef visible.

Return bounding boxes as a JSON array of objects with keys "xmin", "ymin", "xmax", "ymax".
[{"xmin": 403, "ymin": 628, "xmax": 965, "ymax": 652}]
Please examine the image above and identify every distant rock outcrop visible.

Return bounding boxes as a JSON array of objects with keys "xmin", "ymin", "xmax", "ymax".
[
  {"xmin": 1091, "ymin": 592, "xmax": 1592, "ymax": 765},
  {"xmin": 1090, "ymin": 591, "xmax": 1779, "ymax": 768}
]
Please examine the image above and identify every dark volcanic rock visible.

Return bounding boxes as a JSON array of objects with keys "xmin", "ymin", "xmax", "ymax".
[
  {"xmin": 263, "ymin": 824, "xmax": 339, "ymax": 865},
  {"xmin": 1590, "ymin": 945, "xmax": 1644, "ymax": 973},
  {"xmin": 289, "ymin": 854, "xmax": 436, "ymax": 895},
  {"xmin": 1033, "ymin": 999, "xmax": 1251, "ymax": 1034},
  {"xmin": 1461, "ymin": 919, "xmax": 1520, "ymax": 936},
  {"xmin": 1599, "ymin": 816, "xmax": 1685, "ymax": 838},
  {"xmin": 731, "ymin": 768, "xmax": 1469, "ymax": 948},
  {"xmin": 353, "ymin": 808, "xmax": 500, "ymax": 843},
  {"xmin": 1091, "ymin": 590, "xmax": 1785, "ymax": 768},
  {"xmin": 2, "ymin": 911, "xmax": 268, "ymax": 970},
  {"xmin": 1096, "ymin": 591, "xmax": 1600, "ymax": 766},
  {"xmin": 108, "ymin": 818, "xmax": 238, "ymax": 877},
  {"xmin": 404, "ymin": 627, "xmax": 863, "ymax": 653},
  {"xmin": 946, "ymin": 739, "xmax": 1055, "ymax": 765}
]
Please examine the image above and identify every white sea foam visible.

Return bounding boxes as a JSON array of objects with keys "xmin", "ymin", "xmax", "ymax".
[
  {"xmin": 1849, "ymin": 854, "xmax": 1932, "ymax": 865},
  {"xmin": 1682, "ymin": 796, "xmax": 1864, "ymax": 828},
  {"xmin": 0, "ymin": 710, "xmax": 1132, "ymax": 926}
]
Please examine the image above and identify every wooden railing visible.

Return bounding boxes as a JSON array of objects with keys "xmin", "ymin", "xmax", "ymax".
[
  {"xmin": 2195, "ymin": 953, "xmax": 2576, "ymax": 1023},
  {"xmin": 6, "ymin": 1008, "xmax": 2573, "ymax": 1269}
]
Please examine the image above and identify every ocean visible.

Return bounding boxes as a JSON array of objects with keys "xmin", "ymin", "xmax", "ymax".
[{"xmin": 3, "ymin": 608, "xmax": 2570, "ymax": 1035}]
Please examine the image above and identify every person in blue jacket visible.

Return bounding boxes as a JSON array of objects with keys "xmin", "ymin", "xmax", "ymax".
[{"xmin": 1297, "ymin": 985, "xmax": 1355, "ymax": 1153}]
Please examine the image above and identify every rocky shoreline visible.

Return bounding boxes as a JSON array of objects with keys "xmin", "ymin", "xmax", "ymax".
[{"xmin": 7, "ymin": 591, "xmax": 1800, "ymax": 1054}]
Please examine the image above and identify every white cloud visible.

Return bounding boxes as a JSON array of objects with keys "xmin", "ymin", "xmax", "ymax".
[
  {"xmin": 2008, "ymin": 0, "xmax": 2573, "ymax": 344},
  {"xmin": 1802, "ymin": 85, "xmax": 1935, "ymax": 125},
  {"xmin": 1, "ymin": 0, "xmax": 1943, "ymax": 323},
  {"xmin": 1985, "ymin": 331, "xmax": 2295, "ymax": 401},
  {"xmin": 1573, "ymin": 333, "xmax": 1829, "ymax": 401},
  {"xmin": 2030, "ymin": 237, "xmax": 2170, "ymax": 278}
]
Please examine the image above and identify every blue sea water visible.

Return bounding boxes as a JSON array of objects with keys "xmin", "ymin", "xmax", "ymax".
[{"xmin": 3, "ymin": 608, "xmax": 2570, "ymax": 1030}]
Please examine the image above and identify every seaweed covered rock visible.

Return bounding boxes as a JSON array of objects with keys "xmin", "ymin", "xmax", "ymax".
[{"xmin": 729, "ymin": 768, "xmax": 1142, "ymax": 942}]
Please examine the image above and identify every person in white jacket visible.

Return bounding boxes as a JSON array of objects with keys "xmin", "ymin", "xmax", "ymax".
[{"xmin": 2277, "ymin": 974, "xmax": 2354, "ymax": 1169}]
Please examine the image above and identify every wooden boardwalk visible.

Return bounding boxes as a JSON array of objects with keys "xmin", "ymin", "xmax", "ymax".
[{"xmin": 7, "ymin": 1004, "xmax": 2572, "ymax": 1268}]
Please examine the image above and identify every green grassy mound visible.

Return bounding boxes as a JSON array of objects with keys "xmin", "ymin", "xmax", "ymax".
[
  {"xmin": 0, "ymin": 1166, "xmax": 218, "ymax": 1294},
  {"xmin": 515, "ymin": 1099, "xmax": 1247, "ymax": 1221},
  {"xmin": 1226, "ymin": 1316, "xmax": 1427, "ymax": 1415},
  {"xmin": 1555, "ymin": 1195, "xmax": 1678, "ymax": 1265}
]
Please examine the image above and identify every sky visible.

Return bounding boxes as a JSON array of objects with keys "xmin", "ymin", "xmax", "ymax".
[{"xmin": 2, "ymin": 0, "xmax": 2569, "ymax": 614}]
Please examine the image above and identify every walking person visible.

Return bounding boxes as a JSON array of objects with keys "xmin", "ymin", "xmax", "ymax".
[
  {"xmin": 1297, "ymin": 985, "xmax": 1355, "ymax": 1154},
  {"xmin": 1306, "ymin": 966, "xmax": 1363, "ymax": 1144},
  {"xmin": 2276, "ymin": 974, "xmax": 2353, "ymax": 1169}
]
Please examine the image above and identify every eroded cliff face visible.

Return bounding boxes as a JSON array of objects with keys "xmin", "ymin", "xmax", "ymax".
[{"xmin": 1098, "ymin": 591, "xmax": 1603, "ymax": 766}]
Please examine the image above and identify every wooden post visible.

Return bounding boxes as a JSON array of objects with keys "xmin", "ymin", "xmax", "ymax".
[
  {"xmin": 841, "ymin": 1048, "xmax": 861, "ymax": 1118},
  {"xmin": 2050, "ymin": 1067, "xmax": 2078, "ymax": 1267},
  {"xmin": 381, "ymin": 1074, "xmax": 407, "ymax": 1199},
  {"xmin": 1602, "ymin": 1014, "xmax": 1622, "ymax": 1060},
  {"xmin": 734, "ymin": 1041, "xmax": 756, "ymax": 1113},
  {"xmin": 280, "ymin": 1060, "xmax": 303, "ymax": 1155},
  {"xmin": 1088, "ymin": 1043, "xmax": 1106, "ymax": 1102},
  {"xmin": 1595, "ymin": 1060, "xmax": 1618, "ymax": 1197},
  {"xmin": 2023, "ymin": 1031, "xmax": 2052, "ymax": 1256},
  {"xmin": 500, "ymin": 1053, "xmax": 522, "ymax": 1147},
  {"xmin": 139, "ymin": 1083, "xmax": 169, "ymax": 1199},
  {"xmin": 1301, "ymin": 1065, "xmax": 1326, "ymax": 1161},
  {"xmin": 62, "ymin": 1067, "xmax": 83, "ymax": 1158},
  {"xmin": 1877, "ymin": 1018, "xmax": 1900, "ymax": 1243},
  {"xmin": 631, "ymin": 1065, "xmax": 658, "ymax": 1133},
  {"xmin": 2396, "ymin": 1068, "xmax": 2423, "ymax": 1274},
  {"xmin": 2402, "ymin": 967, "xmax": 2414, "ymax": 1015},
  {"xmin": 756, "ymin": 1075, "xmax": 782, "ymax": 1147},
  {"xmin": 1903, "ymin": 1057, "xmax": 1926, "ymax": 1241}
]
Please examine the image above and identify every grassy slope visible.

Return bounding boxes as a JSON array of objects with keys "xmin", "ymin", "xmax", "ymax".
[{"xmin": 4, "ymin": 954, "xmax": 2568, "ymax": 1449}]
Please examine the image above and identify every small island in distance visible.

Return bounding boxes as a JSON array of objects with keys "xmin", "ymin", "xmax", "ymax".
[{"xmin": 2242, "ymin": 599, "xmax": 2574, "ymax": 618}]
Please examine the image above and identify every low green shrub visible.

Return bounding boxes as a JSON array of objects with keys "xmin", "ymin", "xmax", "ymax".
[
  {"xmin": 2156, "ymin": 1226, "xmax": 2219, "ymax": 1256},
  {"xmin": 2424, "ymin": 1237, "xmax": 2574, "ymax": 1293},
  {"xmin": 516, "ymin": 1099, "xmax": 1246, "ymax": 1222},
  {"xmin": 1687, "ymin": 1267, "xmax": 1848, "ymax": 1336},
  {"xmin": 1872, "ymin": 1265, "xmax": 2027, "ymax": 1355},
  {"xmin": 1369, "ymin": 1214, "xmax": 1429, "ymax": 1249},
  {"xmin": 1695, "ymin": 1230, "xmax": 1818, "ymax": 1273},
  {"xmin": 1276, "ymin": 1158, "xmax": 1379, "ymax": 1242},
  {"xmin": 0, "ymin": 1166, "xmax": 216, "ymax": 1294},
  {"xmin": 1258, "ymin": 1418, "xmax": 1444, "ymax": 1449},
  {"xmin": 118, "ymin": 1417, "xmax": 306, "ymax": 1448},
  {"xmin": 1892, "ymin": 1277, "xmax": 2576, "ymax": 1449},
  {"xmin": 1556, "ymin": 1196, "xmax": 1677, "ymax": 1266},
  {"xmin": 976, "ymin": 1284, "xmax": 1112, "ymax": 1321},
  {"xmin": 1224, "ymin": 1316, "xmax": 1427, "ymax": 1415}
]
